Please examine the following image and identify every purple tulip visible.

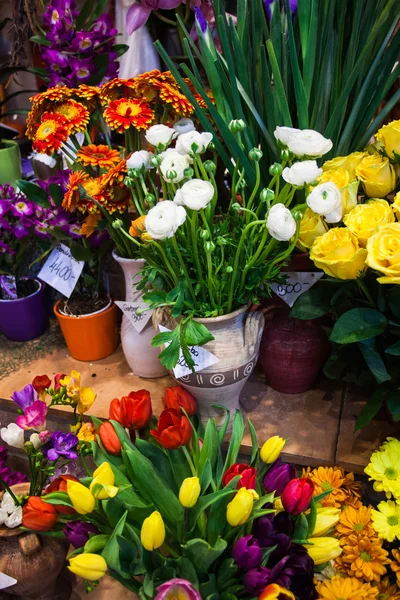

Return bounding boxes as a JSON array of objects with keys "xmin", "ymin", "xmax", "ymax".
[
  {"xmin": 243, "ymin": 567, "xmax": 271, "ymax": 596},
  {"xmin": 16, "ymin": 400, "xmax": 48, "ymax": 431},
  {"xmin": 155, "ymin": 579, "xmax": 201, "ymax": 600},
  {"xmin": 263, "ymin": 459, "xmax": 296, "ymax": 496},
  {"xmin": 64, "ymin": 521, "xmax": 99, "ymax": 548},
  {"xmin": 11, "ymin": 384, "xmax": 38, "ymax": 410},
  {"xmin": 126, "ymin": 0, "xmax": 183, "ymax": 35},
  {"xmin": 232, "ymin": 535, "xmax": 262, "ymax": 571},
  {"xmin": 44, "ymin": 432, "xmax": 78, "ymax": 461}
]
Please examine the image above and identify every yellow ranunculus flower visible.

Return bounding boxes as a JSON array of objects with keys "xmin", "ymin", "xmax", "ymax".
[
  {"xmin": 343, "ymin": 199, "xmax": 395, "ymax": 247},
  {"xmin": 297, "ymin": 208, "xmax": 328, "ymax": 251},
  {"xmin": 392, "ymin": 191, "xmax": 400, "ymax": 220},
  {"xmin": 68, "ymin": 553, "xmax": 107, "ymax": 581},
  {"xmin": 316, "ymin": 168, "xmax": 358, "ymax": 216},
  {"xmin": 322, "ymin": 151, "xmax": 367, "ymax": 180},
  {"xmin": 77, "ymin": 422, "xmax": 96, "ymax": 443},
  {"xmin": 226, "ymin": 487, "xmax": 255, "ymax": 526},
  {"xmin": 67, "ymin": 479, "xmax": 95, "ymax": 514},
  {"xmin": 78, "ymin": 387, "xmax": 96, "ymax": 414},
  {"xmin": 90, "ymin": 462, "xmax": 118, "ymax": 500},
  {"xmin": 312, "ymin": 507, "xmax": 341, "ymax": 536},
  {"xmin": 260, "ymin": 436, "xmax": 286, "ymax": 464},
  {"xmin": 304, "ymin": 536, "xmax": 342, "ymax": 565},
  {"xmin": 179, "ymin": 477, "xmax": 201, "ymax": 508},
  {"xmin": 310, "ymin": 228, "xmax": 367, "ymax": 280},
  {"xmin": 366, "ymin": 223, "xmax": 400, "ymax": 284},
  {"xmin": 376, "ymin": 119, "xmax": 400, "ymax": 160},
  {"xmin": 140, "ymin": 511, "xmax": 165, "ymax": 551},
  {"xmin": 356, "ymin": 154, "xmax": 396, "ymax": 197}
]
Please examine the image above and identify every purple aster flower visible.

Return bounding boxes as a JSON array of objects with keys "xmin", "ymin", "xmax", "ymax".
[
  {"xmin": 69, "ymin": 57, "xmax": 95, "ymax": 82},
  {"xmin": 13, "ymin": 222, "xmax": 30, "ymax": 240},
  {"xmin": 126, "ymin": 0, "xmax": 183, "ymax": 35},
  {"xmin": 64, "ymin": 521, "xmax": 99, "ymax": 548},
  {"xmin": 232, "ymin": 535, "xmax": 262, "ymax": 571},
  {"xmin": 11, "ymin": 384, "xmax": 38, "ymax": 410},
  {"xmin": 264, "ymin": 460, "xmax": 296, "ymax": 496},
  {"xmin": 0, "ymin": 199, "xmax": 11, "ymax": 216},
  {"xmin": 16, "ymin": 400, "xmax": 48, "ymax": 431},
  {"xmin": 44, "ymin": 432, "xmax": 78, "ymax": 461}
]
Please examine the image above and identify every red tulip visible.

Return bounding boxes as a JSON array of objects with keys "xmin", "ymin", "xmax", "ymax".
[
  {"xmin": 22, "ymin": 496, "xmax": 58, "ymax": 531},
  {"xmin": 46, "ymin": 474, "xmax": 79, "ymax": 514},
  {"xmin": 98, "ymin": 421, "xmax": 122, "ymax": 455},
  {"xmin": 32, "ymin": 374, "xmax": 51, "ymax": 394},
  {"xmin": 162, "ymin": 385, "xmax": 197, "ymax": 417},
  {"xmin": 150, "ymin": 409, "xmax": 192, "ymax": 450},
  {"xmin": 281, "ymin": 478, "xmax": 314, "ymax": 515},
  {"xmin": 223, "ymin": 463, "xmax": 257, "ymax": 490},
  {"xmin": 109, "ymin": 390, "xmax": 152, "ymax": 430}
]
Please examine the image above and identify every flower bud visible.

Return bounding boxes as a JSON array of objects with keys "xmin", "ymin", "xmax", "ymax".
[
  {"xmin": 205, "ymin": 241, "xmax": 216, "ymax": 252},
  {"xmin": 232, "ymin": 202, "xmax": 242, "ymax": 211},
  {"xmin": 304, "ymin": 536, "xmax": 342, "ymax": 565},
  {"xmin": 145, "ymin": 193, "xmax": 155, "ymax": 206},
  {"xmin": 179, "ymin": 476, "xmax": 201, "ymax": 508},
  {"xmin": 68, "ymin": 553, "xmax": 107, "ymax": 581},
  {"xmin": 217, "ymin": 236, "xmax": 227, "ymax": 246},
  {"xmin": 269, "ymin": 163, "xmax": 283, "ymax": 176},
  {"xmin": 312, "ymin": 506, "xmax": 341, "ymax": 536},
  {"xmin": 229, "ymin": 119, "xmax": 247, "ymax": 133},
  {"xmin": 204, "ymin": 160, "xmax": 216, "ymax": 174},
  {"xmin": 150, "ymin": 155, "xmax": 162, "ymax": 167},
  {"xmin": 281, "ymin": 149, "xmax": 291, "ymax": 161},
  {"xmin": 260, "ymin": 188, "xmax": 275, "ymax": 203},
  {"xmin": 166, "ymin": 169, "xmax": 178, "ymax": 181},
  {"xmin": 67, "ymin": 480, "xmax": 95, "ymax": 515},
  {"xmin": 98, "ymin": 421, "xmax": 122, "ymax": 456},
  {"xmin": 260, "ymin": 436, "xmax": 286, "ymax": 464},
  {"xmin": 112, "ymin": 219, "xmax": 123, "ymax": 230},
  {"xmin": 208, "ymin": 141, "xmax": 215, "ymax": 150},
  {"xmin": 281, "ymin": 478, "xmax": 314, "ymax": 515},
  {"xmin": 232, "ymin": 535, "xmax": 262, "ymax": 570},
  {"xmin": 200, "ymin": 229, "xmax": 209, "ymax": 239},
  {"xmin": 226, "ymin": 266, "xmax": 233, "ymax": 273},
  {"xmin": 183, "ymin": 167, "xmax": 194, "ymax": 179},
  {"xmin": 226, "ymin": 487, "xmax": 255, "ymax": 526},
  {"xmin": 141, "ymin": 510, "xmax": 165, "ymax": 551},
  {"xmin": 90, "ymin": 462, "xmax": 118, "ymax": 500},
  {"xmin": 249, "ymin": 148, "xmax": 263, "ymax": 162}
]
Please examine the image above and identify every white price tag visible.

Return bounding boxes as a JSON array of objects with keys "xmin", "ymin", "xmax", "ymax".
[
  {"xmin": 115, "ymin": 301, "xmax": 152, "ymax": 333},
  {"xmin": 38, "ymin": 243, "xmax": 84, "ymax": 298},
  {"xmin": 0, "ymin": 572, "xmax": 17, "ymax": 590},
  {"xmin": 159, "ymin": 325, "xmax": 219, "ymax": 379},
  {"xmin": 270, "ymin": 271, "xmax": 323, "ymax": 307}
]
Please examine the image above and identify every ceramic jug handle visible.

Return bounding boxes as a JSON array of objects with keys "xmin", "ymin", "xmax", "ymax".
[
  {"xmin": 19, "ymin": 533, "xmax": 41, "ymax": 555},
  {"xmin": 244, "ymin": 310, "xmax": 265, "ymax": 357}
]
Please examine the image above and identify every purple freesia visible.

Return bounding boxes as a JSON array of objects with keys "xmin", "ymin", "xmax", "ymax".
[
  {"xmin": 232, "ymin": 535, "xmax": 262, "ymax": 571},
  {"xmin": 126, "ymin": 0, "xmax": 182, "ymax": 35},
  {"xmin": 155, "ymin": 579, "xmax": 201, "ymax": 600},
  {"xmin": 44, "ymin": 432, "xmax": 78, "ymax": 461},
  {"xmin": 263, "ymin": 459, "xmax": 296, "ymax": 496},
  {"xmin": 64, "ymin": 521, "xmax": 99, "ymax": 548},
  {"xmin": 11, "ymin": 384, "xmax": 38, "ymax": 410},
  {"xmin": 16, "ymin": 400, "xmax": 48, "ymax": 431}
]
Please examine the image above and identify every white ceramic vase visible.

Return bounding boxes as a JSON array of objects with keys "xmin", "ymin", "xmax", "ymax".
[{"xmin": 113, "ymin": 251, "xmax": 167, "ymax": 378}]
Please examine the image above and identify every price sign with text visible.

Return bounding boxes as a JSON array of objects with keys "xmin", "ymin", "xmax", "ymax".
[
  {"xmin": 115, "ymin": 301, "xmax": 152, "ymax": 333},
  {"xmin": 38, "ymin": 243, "xmax": 84, "ymax": 298},
  {"xmin": 159, "ymin": 325, "xmax": 219, "ymax": 379},
  {"xmin": 270, "ymin": 271, "xmax": 323, "ymax": 307}
]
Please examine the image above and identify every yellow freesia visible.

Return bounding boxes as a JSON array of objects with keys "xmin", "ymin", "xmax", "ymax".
[
  {"xmin": 312, "ymin": 507, "xmax": 341, "ymax": 536},
  {"xmin": 140, "ymin": 511, "xmax": 165, "ymax": 551},
  {"xmin": 90, "ymin": 462, "xmax": 118, "ymax": 500},
  {"xmin": 68, "ymin": 553, "xmax": 107, "ymax": 581},
  {"xmin": 67, "ymin": 479, "xmax": 95, "ymax": 515},
  {"xmin": 226, "ymin": 487, "xmax": 255, "ymax": 527},
  {"xmin": 60, "ymin": 370, "xmax": 96, "ymax": 414},
  {"xmin": 304, "ymin": 536, "xmax": 342, "ymax": 565},
  {"xmin": 260, "ymin": 436, "xmax": 286, "ymax": 464},
  {"xmin": 77, "ymin": 422, "xmax": 96, "ymax": 443},
  {"xmin": 78, "ymin": 387, "xmax": 96, "ymax": 414},
  {"xmin": 179, "ymin": 477, "xmax": 201, "ymax": 508}
]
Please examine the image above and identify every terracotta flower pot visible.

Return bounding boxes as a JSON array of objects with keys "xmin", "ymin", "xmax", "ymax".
[{"xmin": 54, "ymin": 299, "xmax": 118, "ymax": 361}]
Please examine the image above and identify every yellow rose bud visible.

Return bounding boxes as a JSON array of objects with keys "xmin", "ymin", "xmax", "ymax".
[
  {"xmin": 68, "ymin": 553, "xmax": 107, "ymax": 581},
  {"xmin": 312, "ymin": 507, "xmax": 341, "ymax": 536},
  {"xmin": 366, "ymin": 223, "xmax": 400, "ymax": 284},
  {"xmin": 376, "ymin": 119, "xmax": 400, "ymax": 160},
  {"xmin": 322, "ymin": 152, "xmax": 367, "ymax": 180},
  {"xmin": 179, "ymin": 477, "xmax": 201, "ymax": 508},
  {"xmin": 78, "ymin": 386, "xmax": 96, "ymax": 414},
  {"xmin": 356, "ymin": 154, "xmax": 396, "ymax": 197},
  {"xmin": 67, "ymin": 480, "xmax": 95, "ymax": 515},
  {"xmin": 260, "ymin": 436, "xmax": 286, "ymax": 464},
  {"xmin": 310, "ymin": 228, "xmax": 367, "ymax": 280},
  {"xmin": 304, "ymin": 536, "xmax": 342, "ymax": 565},
  {"xmin": 226, "ymin": 487, "xmax": 254, "ymax": 527},
  {"xmin": 140, "ymin": 511, "xmax": 165, "ymax": 551},
  {"xmin": 392, "ymin": 191, "xmax": 400, "ymax": 220},
  {"xmin": 297, "ymin": 208, "xmax": 328, "ymax": 251},
  {"xmin": 90, "ymin": 462, "xmax": 118, "ymax": 500},
  {"xmin": 316, "ymin": 168, "xmax": 358, "ymax": 216},
  {"xmin": 343, "ymin": 199, "xmax": 395, "ymax": 247}
]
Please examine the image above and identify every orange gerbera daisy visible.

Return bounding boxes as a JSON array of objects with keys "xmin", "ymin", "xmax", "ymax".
[
  {"xmin": 33, "ymin": 112, "xmax": 72, "ymax": 155},
  {"xmin": 336, "ymin": 506, "xmax": 375, "ymax": 540},
  {"xmin": 101, "ymin": 158, "xmax": 128, "ymax": 188},
  {"xmin": 80, "ymin": 213, "xmax": 101, "ymax": 237},
  {"xmin": 391, "ymin": 550, "xmax": 400, "ymax": 587},
  {"xmin": 26, "ymin": 104, "xmax": 41, "ymax": 139},
  {"xmin": 101, "ymin": 186, "xmax": 130, "ymax": 214},
  {"xmin": 316, "ymin": 577, "xmax": 378, "ymax": 600},
  {"xmin": 30, "ymin": 85, "xmax": 73, "ymax": 109},
  {"xmin": 63, "ymin": 171, "xmax": 90, "ymax": 211},
  {"xmin": 99, "ymin": 77, "xmax": 137, "ymax": 104},
  {"xmin": 132, "ymin": 69, "xmax": 176, "ymax": 101},
  {"xmin": 375, "ymin": 577, "xmax": 400, "ymax": 600},
  {"xmin": 194, "ymin": 90, "xmax": 215, "ymax": 109},
  {"xmin": 337, "ymin": 535, "xmax": 388, "ymax": 582},
  {"xmin": 154, "ymin": 80, "xmax": 194, "ymax": 117},
  {"xmin": 73, "ymin": 84, "xmax": 100, "ymax": 101},
  {"xmin": 129, "ymin": 215, "xmax": 146, "ymax": 237},
  {"xmin": 103, "ymin": 98, "xmax": 154, "ymax": 132},
  {"xmin": 54, "ymin": 99, "xmax": 90, "ymax": 134},
  {"xmin": 303, "ymin": 466, "xmax": 348, "ymax": 507},
  {"xmin": 77, "ymin": 144, "xmax": 120, "ymax": 169}
]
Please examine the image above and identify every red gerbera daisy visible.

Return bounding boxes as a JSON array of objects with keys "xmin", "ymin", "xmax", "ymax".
[
  {"xmin": 30, "ymin": 85, "xmax": 73, "ymax": 109},
  {"xmin": 99, "ymin": 78, "xmax": 137, "ymax": 104},
  {"xmin": 54, "ymin": 99, "xmax": 90, "ymax": 134},
  {"xmin": 103, "ymin": 98, "xmax": 154, "ymax": 132},
  {"xmin": 33, "ymin": 112, "xmax": 72, "ymax": 155}
]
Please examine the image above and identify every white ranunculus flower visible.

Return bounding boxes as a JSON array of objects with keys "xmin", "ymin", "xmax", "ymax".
[
  {"xmin": 274, "ymin": 126, "xmax": 301, "ymax": 145},
  {"xmin": 145, "ymin": 124, "xmax": 177, "ymax": 148},
  {"xmin": 174, "ymin": 118, "xmax": 196, "ymax": 135},
  {"xmin": 282, "ymin": 160, "xmax": 323, "ymax": 186},
  {"xmin": 1, "ymin": 423, "xmax": 24, "ymax": 449},
  {"xmin": 287, "ymin": 129, "xmax": 333, "ymax": 157},
  {"xmin": 266, "ymin": 203, "xmax": 297, "ymax": 241},
  {"xmin": 145, "ymin": 200, "xmax": 187, "ymax": 240},
  {"xmin": 174, "ymin": 179, "xmax": 214, "ymax": 211},
  {"xmin": 159, "ymin": 149, "xmax": 192, "ymax": 183},
  {"xmin": 126, "ymin": 150, "xmax": 153, "ymax": 170},
  {"xmin": 175, "ymin": 131, "xmax": 213, "ymax": 155},
  {"xmin": 306, "ymin": 182, "xmax": 342, "ymax": 223},
  {"xmin": 5, "ymin": 506, "xmax": 22, "ymax": 528},
  {"xmin": 1, "ymin": 492, "xmax": 16, "ymax": 514},
  {"xmin": 0, "ymin": 508, "xmax": 7, "ymax": 525}
]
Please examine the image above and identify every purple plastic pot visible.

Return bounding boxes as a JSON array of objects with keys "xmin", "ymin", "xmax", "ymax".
[{"xmin": 0, "ymin": 278, "xmax": 49, "ymax": 342}]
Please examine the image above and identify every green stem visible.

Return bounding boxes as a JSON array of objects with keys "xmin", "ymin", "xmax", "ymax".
[
  {"xmin": 357, "ymin": 279, "xmax": 376, "ymax": 309},
  {"xmin": 239, "ymin": 228, "xmax": 268, "ymax": 294},
  {"xmin": 172, "ymin": 237, "xmax": 197, "ymax": 303},
  {"xmin": 195, "ymin": 155, "xmax": 209, "ymax": 181},
  {"xmin": 214, "ymin": 244, "xmax": 225, "ymax": 276},
  {"xmin": 182, "ymin": 446, "xmax": 196, "ymax": 476},
  {"xmin": 98, "ymin": 111, "xmax": 112, "ymax": 147},
  {"xmin": 206, "ymin": 250, "xmax": 216, "ymax": 309},
  {"xmin": 246, "ymin": 161, "xmax": 261, "ymax": 213},
  {"xmin": 190, "ymin": 212, "xmax": 205, "ymax": 300},
  {"xmin": 154, "ymin": 10, "xmax": 177, "ymax": 26},
  {"xmin": 150, "ymin": 241, "xmax": 179, "ymax": 287},
  {"xmin": 84, "ymin": 130, "xmax": 92, "ymax": 145}
]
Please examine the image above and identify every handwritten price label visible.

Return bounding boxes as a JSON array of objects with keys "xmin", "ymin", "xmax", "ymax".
[
  {"xmin": 159, "ymin": 325, "xmax": 219, "ymax": 379},
  {"xmin": 38, "ymin": 243, "xmax": 84, "ymax": 298},
  {"xmin": 270, "ymin": 271, "xmax": 323, "ymax": 307},
  {"xmin": 115, "ymin": 301, "xmax": 152, "ymax": 333}
]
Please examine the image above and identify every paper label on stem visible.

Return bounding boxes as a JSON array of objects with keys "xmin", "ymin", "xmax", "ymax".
[
  {"xmin": 270, "ymin": 271, "xmax": 324, "ymax": 307},
  {"xmin": 115, "ymin": 301, "xmax": 152, "ymax": 333},
  {"xmin": 159, "ymin": 325, "xmax": 219, "ymax": 379},
  {"xmin": 38, "ymin": 243, "xmax": 84, "ymax": 298},
  {"xmin": 0, "ymin": 275, "xmax": 17, "ymax": 299},
  {"xmin": 0, "ymin": 572, "xmax": 17, "ymax": 590}
]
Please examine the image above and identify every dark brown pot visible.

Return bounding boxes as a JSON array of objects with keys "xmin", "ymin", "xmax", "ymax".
[{"xmin": 258, "ymin": 313, "xmax": 330, "ymax": 394}]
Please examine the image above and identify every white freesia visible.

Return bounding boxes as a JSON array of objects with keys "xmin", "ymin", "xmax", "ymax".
[
  {"xmin": 274, "ymin": 126, "xmax": 300, "ymax": 145},
  {"xmin": 1, "ymin": 423, "xmax": 24, "ymax": 449},
  {"xmin": 145, "ymin": 124, "xmax": 177, "ymax": 148},
  {"xmin": 30, "ymin": 432, "xmax": 43, "ymax": 449},
  {"xmin": 175, "ymin": 130, "xmax": 213, "ymax": 155},
  {"xmin": 5, "ymin": 506, "xmax": 22, "ymax": 528},
  {"xmin": 159, "ymin": 149, "xmax": 192, "ymax": 183},
  {"xmin": 266, "ymin": 203, "xmax": 297, "ymax": 241},
  {"xmin": 174, "ymin": 118, "xmax": 196, "ymax": 135},
  {"xmin": 174, "ymin": 179, "xmax": 214, "ymax": 211},
  {"xmin": 306, "ymin": 182, "xmax": 342, "ymax": 223},
  {"xmin": 282, "ymin": 160, "xmax": 323, "ymax": 186},
  {"xmin": 287, "ymin": 129, "xmax": 333, "ymax": 157},
  {"xmin": 1, "ymin": 492, "xmax": 16, "ymax": 514},
  {"xmin": 0, "ymin": 508, "xmax": 7, "ymax": 525},
  {"xmin": 145, "ymin": 201, "xmax": 187, "ymax": 240},
  {"xmin": 126, "ymin": 150, "xmax": 153, "ymax": 170}
]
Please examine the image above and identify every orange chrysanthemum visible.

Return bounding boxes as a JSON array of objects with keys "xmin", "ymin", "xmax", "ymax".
[
  {"xmin": 101, "ymin": 158, "xmax": 127, "ymax": 188},
  {"xmin": 80, "ymin": 213, "xmax": 101, "ymax": 237},
  {"xmin": 316, "ymin": 577, "xmax": 378, "ymax": 600},
  {"xmin": 154, "ymin": 80, "xmax": 194, "ymax": 117},
  {"xmin": 336, "ymin": 506, "xmax": 375, "ymax": 540},
  {"xmin": 375, "ymin": 577, "xmax": 400, "ymax": 600},
  {"xmin": 26, "ymin": 104, "xmax": 41, "ymax": 139},
  {"xmin": 99, "ymin": 78, "xmax": 137, "ymax": 104},
  {"xmin": 33, "ymin": 112, "xmax": 72, "ymax": 155},
  {"xmin": 54, "ymin": 99, "xmax": 90, "ymax": 134},
  {"xmin": 63, "ymin": 171, "xmax": 90, "ymax": 212},
  {"xmin": 303, "ymin": 466, "xmax": 348, "ymax": 508},
  {"xmin": 391, "ymin": 550, "xmax": 400, "ymax": 587},
  {"xmin": 342, "ymin": 470, "xmax": 364, "ymax": 507},
  {"xmin": 103, "ymin": 98, "xmax": 154, "ymax": 132},
  {"xmin": 30, "ymin": 85, "xmax": 73, "ymax": 109},
  {"xmin": 129, "ymin": 215, "xmax": 146, "ymax": 237},
  {"xmin": 77, "ymin": 144, "xmax": 120, "ymax": 168},
  {"xmin": 337, "ymin": 535, "xmax": 388, "ymax": 582}
]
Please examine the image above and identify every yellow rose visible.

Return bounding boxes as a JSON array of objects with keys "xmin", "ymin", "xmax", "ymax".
[
  {"xmin": 316, "ymin": 168, "xmax": 358, "ymax": 216},
  {"xmin": 376, "ymin": 119, "xmax": 400, "ymax": 160},
  {"xmin": 297, "ymin": 208, "xmax": 328, "ymax": 251},
  {"xmin": 322, "ymin": 151, "xmax": 367, "ymax": 180},
  {"xmin": 392, "ymin": 191, "xmax": 400, "ymax": 220},
  {"xmin": 343, "ymin": 199, "xmax": 395, "ymax": 247},
  {"xmin": 310, "ymin": 228, "xmax": 367, "ymax": 279},
  {"xmin": 355, "ymin": 154, "xmax": 396, "ymax": 197},
  {"xmin": 366, "ymin": 223, "xmax": 400, "ymax": 283}
]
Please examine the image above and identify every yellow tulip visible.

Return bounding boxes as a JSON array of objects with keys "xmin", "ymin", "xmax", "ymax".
[
  {"xmin": 305, "ymin": 537, "xmax": 342, "ymax": 565},
  {"xmin": 312, "ymin": 507, "xmax": 341, "ymax": 536},
  {"xmin": 226, "ymin": 487, "xmax": 255, "ymax": 527},
  {"xmin": 68, "ymin": 553, "xmax": 107, "ymax": 581},
  {"xmin": 67, "ymin": 479, "xmax": 95, "ymax": 515},
  {"xmin": 260, "ymin": 436, "xmax": 286, "ymax": 464},
  {"xmin": 141, "ymin": 511, "xmax": 165, "ymax": 551},
  {"xmin": 179, "ymin": 477, "xmax": 201, "ymax": 508},
  {"xmin": 78, "ymin": 386, "xmax": 97, "ymax": 414},
  {"xmin": 90, "ymin": 462, "xmax": 118, "ymax": 500}
]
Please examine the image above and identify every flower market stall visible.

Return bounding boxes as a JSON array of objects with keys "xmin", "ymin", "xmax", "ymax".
[{"xmin": 0, "ymin": 0, "xmax": 399, "ymax": 598}]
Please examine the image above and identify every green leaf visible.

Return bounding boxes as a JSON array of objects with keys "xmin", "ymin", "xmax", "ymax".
[
  {"xmin": 151, "ymin": 331, "xmax": 174, "ymax": 347},
  {"xmin": 101, "ymin": 511, "xmax": 129, "ymax": 579},
  {"xmin": 290, "ymin": 287, "xmax": 331, "ymax": 320},
  {"xmin": 386, "ymin": 340, "xmax": 400, "ymax": 356},
  {"xmin": 330, "ymin": 308, "xmax": 387, "ymax": 344},
  {"xmin": 90, "ymin": 54, "xmax": 110, "ymax": 86},
  {"xmin": 69, "ymin": 242, "xmax": 93, "ymax": 262},
  {"xmin": 76, "ymin": 0, "xmax": 93, "ymax": 29},
  {"xmin": 306, "ymin": 498, "xmax": 317, "ymax": 537},
  {"xmin": 112, "ymin": 44, "xmax": 129, "ymax": 57},
  {"xmin": 293, "ymin": 513, "xmax": 309, "ymax": 540},
  {"xmin": 16, "ymin": 180, "xmax": 50, "ymax": 207},
  {"xmin": 389, "ymin": 287, "xmax": 400, "ymax": 320},
  {"xmin": 198, "ymin": 419, "xmax": 219, "ymax": 477},
  {"xmin": 188, "ymin": 488, "xmax": 235, "ymax": 532},
  {"xmin": 354, "ymin": 390, "xmax": 385, "ymax": 432},
  {"xmin": 358, "ymin": 340, "xmax": 391, "ymax": 384},
  {"xmin": 184, "ymin": 320, "xmax": 214, "ymax": 346},
  {"xmin": 48, "ymin": 183, "xmax": 63, "ymax": 206},
  {"xmin": 247, "ymin": 418, "xmax": 259, "ymax": 466},
  {"xmin": 182, "ymin": 538, "xmax": 227, "ymax": 574},
  {"xmin": 222, "ymin": 410, "xmax": 245, "ymax": 478},
  {"xmin": 387, "ymin": 392, "xmax": 400, "ymax": 422},
  {"xmin": 30, "ymin": 35, "xmax": 51, "ymax": 46},
  {"xmin": 157, "ymin": 335, "xmax": 181, "ymax": 370}
]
